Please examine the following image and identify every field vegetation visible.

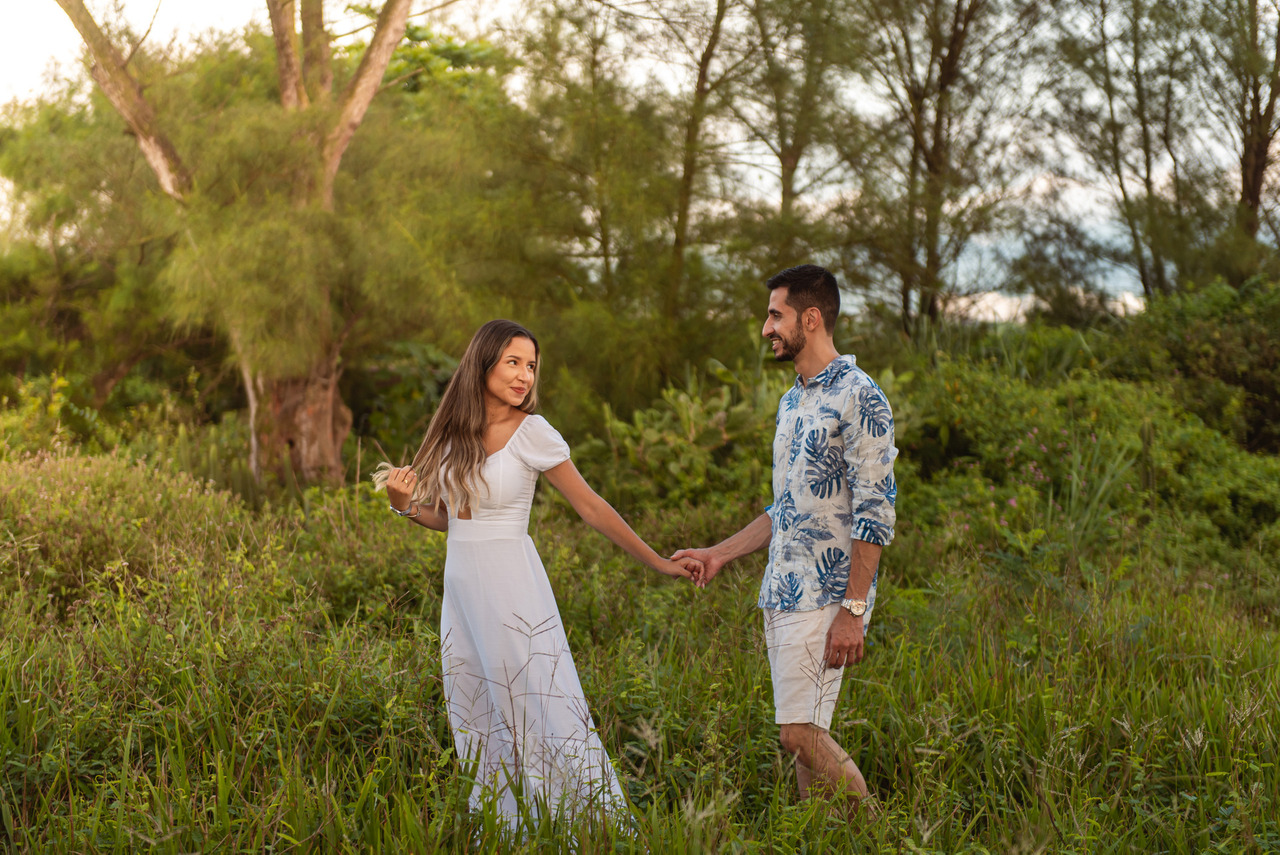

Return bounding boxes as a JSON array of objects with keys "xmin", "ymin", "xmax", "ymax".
[{"xmin": 3, "ymin": 292, "xmax": 1278, "ymax": 852}]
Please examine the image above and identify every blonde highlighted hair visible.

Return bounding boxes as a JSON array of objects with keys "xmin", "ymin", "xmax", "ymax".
[{"xmin": 373, "ymin": 320, "xmax": 541, "ymax": 514}]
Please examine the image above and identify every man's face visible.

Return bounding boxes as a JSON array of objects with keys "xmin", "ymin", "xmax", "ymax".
[{"xmin": 763, "ymin": 287, "xmax": 806, "ymax": 362}]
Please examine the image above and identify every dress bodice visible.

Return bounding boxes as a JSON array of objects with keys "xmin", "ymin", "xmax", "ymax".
[{"xmin": 448, "ymin": 415, "xmax": 570, "ymax": 525}]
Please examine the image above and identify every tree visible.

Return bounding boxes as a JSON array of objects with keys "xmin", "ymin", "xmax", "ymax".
[
  {"xmin": 52, "ymin": 0, "xmax": 412, "ymax": 484},
  {"xmin": 0, "ymin": 88, "xmax": 226, "ymax": 415},
  {"xmin": 647, "ymin": 0, "xmax": 751, "ymax": 317},
  {"xmin": 1196, "ymin": 0, "xmax": 1280, "ymax": 278},
  {"xmin": 841, "ymin": 0, "xmax": 1045, "ymax": 330},
  {"xmin": 1051, "ymin": 0, "xmax": 1214, "ymax": 297},
  {"xmin": 727, "ymin": 0, "xmax": 853, "ymax": 268}
]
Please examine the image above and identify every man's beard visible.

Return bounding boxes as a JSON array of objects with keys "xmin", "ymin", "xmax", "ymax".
[{"xmin": 770, "ymin": 327, "xmax": 806, "ymax": 362}]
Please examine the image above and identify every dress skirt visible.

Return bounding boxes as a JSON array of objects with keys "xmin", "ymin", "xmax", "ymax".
[{"xmin": 441, "ymin": 519, "xmax": 627, "ymax": 824}]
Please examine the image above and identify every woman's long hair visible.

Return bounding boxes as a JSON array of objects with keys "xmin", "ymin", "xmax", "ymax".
[{"xmin": 374, "ymin": 320, "xmax": 541, "ymax": 514}]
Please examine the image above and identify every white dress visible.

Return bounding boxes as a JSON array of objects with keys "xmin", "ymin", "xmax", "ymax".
[{"xmin": 440, "ymin": 414, "xmax": 627, "ymax": 825}]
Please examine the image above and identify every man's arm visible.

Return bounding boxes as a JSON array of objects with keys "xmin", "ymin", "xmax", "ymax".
[
  {"xmin": 825, "ymin": 379, "xmax": 897, "ymax": 668},
  {"xmin": 823, "ymin": 539, "xmax": 881, "ymax": 668},
  {"xmin": 672, "ymin": 511, "xmax": 772, "ymax": 589}
]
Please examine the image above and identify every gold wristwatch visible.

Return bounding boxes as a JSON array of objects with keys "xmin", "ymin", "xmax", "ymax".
[{"xmin": 841, "ymin": 597, "xmax": 868, "ymax": 617}]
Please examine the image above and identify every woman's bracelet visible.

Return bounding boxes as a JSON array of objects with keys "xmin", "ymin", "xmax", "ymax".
[{"xmin": 389, "ymin": 502, "xmax": 421, "ymax": 519}]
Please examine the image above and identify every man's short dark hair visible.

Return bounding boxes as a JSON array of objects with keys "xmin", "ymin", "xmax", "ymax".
[{"xmin": 766, "ymin": 265, "xmax": 840, "ymax": 333}]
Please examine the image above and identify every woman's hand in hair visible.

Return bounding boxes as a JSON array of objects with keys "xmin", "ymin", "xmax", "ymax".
[{"xmin": 386, "ymin": 466, "xmax": 418, "ymax": 512}]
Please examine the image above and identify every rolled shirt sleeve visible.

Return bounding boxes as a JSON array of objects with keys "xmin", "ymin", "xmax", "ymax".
[{"xmin": 840, "ymin": 382, "xmax": 898, "ymax": 546}]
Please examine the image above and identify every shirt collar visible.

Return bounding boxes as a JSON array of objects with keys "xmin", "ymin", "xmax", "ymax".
[{"xmin": 794, "ymin": 354, "xmax": 855, "ymax": 390}]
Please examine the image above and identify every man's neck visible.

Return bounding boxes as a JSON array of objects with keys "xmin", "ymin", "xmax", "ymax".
[{"xmin": 794, "ymin": 340, "xmax": 841, "ymax": 384}]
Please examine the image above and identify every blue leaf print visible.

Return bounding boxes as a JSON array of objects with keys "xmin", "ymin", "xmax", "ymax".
[
  {"xmin": 817, "ymin": 547, "xmax": 849, "ymax": 596},
  {"xmin": 854, "ymin": 497, "xmax": 883, "ymax": 515},
  {"xmin": 778, "ymin": 389, "xmax": 799, "ymax": 414},
  {"xmin": 854, "ymin": 517, "xmax": 893, "ymax": 545},
  {"xmin": 779, "ymin": 535, "xmax": 816, "ymax": 565},
  {"xmin": 775, "ymin": 491, "xmax": 799, "ymax": 532},
  {"xmin": 796, "ymin": 527, "xmax": 835, "ymax": 542},
  {"xmin": 858, "ymin": 386, "xmax": 892, "ymax": 438},
  {"xmin": 787, "ymin": 416, "xmax": 805, "ymax": 464},
  {"xmin": 774, "ymin": 572, "xmax": 804, "ymax": 610},
  {"xmin": 876, "ymin": 472, "xmax": 898, "ymax": 504},
  {"xmin": 805, "ymin": 429, "xmax": 844, "ymax": 499},
  {"xmin": 854, "ymin": 474, "xmax": 897, "ymax": 515},
  {"xmin": 817, "ymin": 403, "xmax": 842, "ymax": 423}
]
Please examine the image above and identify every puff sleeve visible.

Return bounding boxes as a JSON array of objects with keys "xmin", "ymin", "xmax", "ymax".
[{"xmin": 509, "ymin": 415, "xmax": 571, "ymax": 472}]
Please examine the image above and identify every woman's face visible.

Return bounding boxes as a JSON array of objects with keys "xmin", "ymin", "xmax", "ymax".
[{"xmin": 484, "ymin": 336, "xmax": 537, "ymax": 409}]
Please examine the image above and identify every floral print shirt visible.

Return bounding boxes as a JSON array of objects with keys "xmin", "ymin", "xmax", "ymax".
[{"xmin": 759, "ymin": 355, "xmax": 898, "ymax": 612}]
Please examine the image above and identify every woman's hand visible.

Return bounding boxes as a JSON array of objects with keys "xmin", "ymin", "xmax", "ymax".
[
  {"xmin": 386, "ymin": 466, "xmax": 417, "ymax": 511},
  {"xmin": 655, "ymin": 556, "xmax": 702, "ymax": 580}
]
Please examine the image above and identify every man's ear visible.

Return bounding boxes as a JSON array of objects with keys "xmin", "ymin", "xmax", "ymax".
[{"xmin": 804, "ymin": 307, "xmax": 822, "ymax": 331}]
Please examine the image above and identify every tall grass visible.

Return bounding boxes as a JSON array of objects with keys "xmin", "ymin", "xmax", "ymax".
[{"xmin": 2, "ymin": 453, "xmax": 1277, "ymax": 852}]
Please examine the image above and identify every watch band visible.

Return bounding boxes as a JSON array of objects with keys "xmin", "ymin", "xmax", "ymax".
[{"xmin": 841, "ymin": 597, "xmax": 868, "ymax": 617}]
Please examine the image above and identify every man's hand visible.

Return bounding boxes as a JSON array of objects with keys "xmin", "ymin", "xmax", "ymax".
[
  {"xmin": 670, "ymin": 547, "xmax": 727, "ymax": 589},
  {"xmin": 823, "ymin": 609, "xmax": 865, "ymax": 669}
]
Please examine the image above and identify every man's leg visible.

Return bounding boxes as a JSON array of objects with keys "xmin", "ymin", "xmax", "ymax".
[
  {"xmin": 779, "ymin": 722, "xmax": 870, "ymax": 802},
  {"xmin": 765, "ymin": 606, "xmax": 875, "ymax": 808}
]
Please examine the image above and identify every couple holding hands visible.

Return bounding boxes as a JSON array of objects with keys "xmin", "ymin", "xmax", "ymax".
[{"xmin": 378, "ymin": 265, "xmax": 898, "ymax": 827}]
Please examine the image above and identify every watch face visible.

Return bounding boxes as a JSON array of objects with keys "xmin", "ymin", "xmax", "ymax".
[{"xmin": 845, "ymin": 599, "xmax": 867, "ymax": 616}]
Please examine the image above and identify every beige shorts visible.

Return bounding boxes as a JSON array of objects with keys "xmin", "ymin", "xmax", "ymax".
[{"xmin": 763, "ymin": 601, "xmax": 874, "ymax": 730}]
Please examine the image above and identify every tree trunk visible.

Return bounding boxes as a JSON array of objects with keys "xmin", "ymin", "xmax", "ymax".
[
  {"xmin": 265, "ymin": 0, "xmax": 308, "ymax": 109},
  {"xmin": 668, "ymin": 0, "xmax": 728, "ymax": 318},
  {"xmin": 248, "ymin": 353, "xmax": 352, "ymax": 486},
  {"xmin": 301, "ymin": 0, "xmax": 334, "ymax": 101},
  {"xmin": 1235, "ymin": 0, "xmax": 1280, "ymax": 244}
]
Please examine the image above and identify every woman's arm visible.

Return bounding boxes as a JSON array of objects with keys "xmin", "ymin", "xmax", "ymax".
[
  {"xmin": 385, "ymin": 467, "xmax": 449, "ymax": 532},
  {"xmin": 543, "ymin": 460, "xmax": 694, "ymax": 579}
]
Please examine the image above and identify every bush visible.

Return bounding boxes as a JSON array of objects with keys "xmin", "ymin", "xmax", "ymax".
[
  {"xmin": 1108, "ymin": 279, "xmax": 1280, "ymax": 453},
  {"xmin": 573, "ymin": 361, "xmax": 787, "ymax": 516},
  {"xmin": 891, "ymin": 355, "xmax": 1280, "ymax": 618},
  {"xmin": 0, "ymin": 452, "xmax": 269, "ymax": 614}
]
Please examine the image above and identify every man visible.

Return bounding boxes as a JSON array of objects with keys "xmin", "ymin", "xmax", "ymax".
[{"xmin": 674, "ymin": 264, "xmax": 897, "ymax": 809}]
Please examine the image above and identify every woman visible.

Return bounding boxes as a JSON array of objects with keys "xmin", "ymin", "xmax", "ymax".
[{"xmin": 377, "ymin": 319, "xmax": 697, "ymax": 826}]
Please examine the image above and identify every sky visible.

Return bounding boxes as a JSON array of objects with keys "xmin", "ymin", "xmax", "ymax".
[
  {"xmin": 2, "ymin": 0, "xmax": 271, "ymax": 105},
  {"xmin": 0, "ymin": 0, "xmax": 517, "ymax": 105}
]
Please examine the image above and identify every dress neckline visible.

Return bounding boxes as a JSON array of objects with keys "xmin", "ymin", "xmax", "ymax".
[{"xmin": 485, "ymin": 413, "xmax": 533, "ymax": 460}]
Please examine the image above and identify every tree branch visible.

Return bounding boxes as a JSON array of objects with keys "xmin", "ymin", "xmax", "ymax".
[
  {"xmin": 53, "ymin": 0, "xmax": 191, "ymax": 201},
  {"xmin": 319, "ymin": 0, "xmax": 413, "ymax": 210}
]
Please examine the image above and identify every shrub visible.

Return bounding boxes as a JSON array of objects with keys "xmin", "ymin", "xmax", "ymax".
[
  {"xmin": 0, "ymin": 453, "xmax": 268, "ymax": 614},
  {"xmin": 1108, "ymin": 279, "xmax": 1280, "ymax": 453}
]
